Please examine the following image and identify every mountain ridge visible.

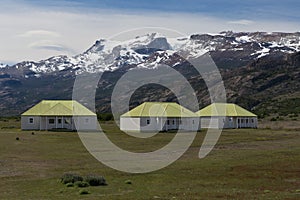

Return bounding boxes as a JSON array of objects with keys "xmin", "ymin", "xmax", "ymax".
[
  {"xmin": 0, "ymin": 31, "xmax": 299, "ymax": 117},
  {"xmin": 2, "ymin": 31, "xmax": 300, "ymax": 76}
]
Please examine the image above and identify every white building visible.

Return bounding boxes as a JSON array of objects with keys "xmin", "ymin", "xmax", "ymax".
[
  {"xmin": 21, "ymin": 100, "xmax": 98, "ymax": 131},
  {"xmin": 120, "ymin": 102, "xmax": 199, "ymax": 132},
  {"xmin": 196, "ymin": 103, "xmax": 258, "ymax": 129}
]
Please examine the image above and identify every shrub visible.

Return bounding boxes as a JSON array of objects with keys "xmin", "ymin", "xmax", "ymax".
[
  {"xmin": 84, "ymin": 175, "xmax": 107, "ymax": 186},
  {"xmin": 255, "ymin": 137, "xmax": 267, "ymax": 141},
  {"xmin": 66, "ymin": 183, "xmax": 74, "ymax": 187},
  {"xmin": 61, "ymin": 173, "xmax": 83, "ymax": 184},
  {"xmin": 79, "ymin": 189, "xmax": 90, "ymax": 195},
  {"xmin": 74, "ymin": 181, "xmax": 89, "ymax": 188},
  {"xmin": 97, "ymin": 113, "xmax": 114, "ymax": 121},
  {"xmin": 270, "ymin": 117, "xmax": 277, "ymax": 121}
]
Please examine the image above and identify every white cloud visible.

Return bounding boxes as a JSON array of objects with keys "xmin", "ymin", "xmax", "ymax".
[
  {"xmin": 0, "ymin": 2, "xmax": 300, "ymax": 64},
  {"xmin": 28, "ymin": 40, "xmax": 76, "ymax": 54},
  {"xmin": 227, "ymin": 20, "xmax": 254, "ymax": 25},
  {"xmin": 18, "ymin": 30, "xmax": 61, "ymax": 38}
]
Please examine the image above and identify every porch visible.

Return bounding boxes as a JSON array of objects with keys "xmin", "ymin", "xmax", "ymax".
[{"xmin": 40, "ymin": 116, "xmax": 74, "ymax": 130}]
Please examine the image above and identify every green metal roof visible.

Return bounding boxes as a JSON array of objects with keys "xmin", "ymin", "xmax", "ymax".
[
  {"xmin": 21, "ymin": 100, "xmax": 96, "ymax": 116},
  {"xmin": 196, "ymin": 103, "xmax": 257, "ymax": 117},
  {"xmin": 121, "ymin": 102, "xmax": 197, "ymax": 118}
]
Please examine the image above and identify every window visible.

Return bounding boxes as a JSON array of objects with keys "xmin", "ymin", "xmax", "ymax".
[
  {"xmin": 58, "ymin": 119, "xmax": 62, "ymax": 124},
  {"xmin": 84, "ymin": 118, "xmax": 90, "ymax": 124},
  {"xmin": 246, "ymin": 119, "xmax": 249, "ymax": 123},
  {"xmin": 172, "ymin": 120, "xmax": 175, "ymax": 125},
  {"xmin": 146, "ymin": 119, "xmax": 150, "ymax": 125},
  {"xmin": 29, "ymin": 118, "xmax": 34, "ymax": 124},
  {"xmin": 49, "ymin": 119, "xmax": 55, "ymax": 124},
  {"xmin": 192, "ymin": 120, "xmax": 195, "ymax": 124},
  {"xmin": 167, "ymin": 120, "xmax": 170, "ymax": 125},
  {"xmin": 64, "ymin": 118, "xmax": 72, "ymax": 124},
  {"xmin": 179, "ymin": 119, "xmax": 182, "ymax": 124},
  {"xmin": 229, "ymin": 117, "xmax": 233, "ymax": 122}
]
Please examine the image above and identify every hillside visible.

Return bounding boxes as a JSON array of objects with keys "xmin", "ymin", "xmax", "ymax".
[{"xmin": 0, "ymin": 32, "xmax": 299, "ymax": 117}]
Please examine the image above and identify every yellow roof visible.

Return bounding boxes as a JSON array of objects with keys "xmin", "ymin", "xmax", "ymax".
[
  {"xmin": 21, "ymin": 100, "xmax": 96, "ymax": 116},
  {"xmin": 121, "ymin": 102, "xmax": 197, "ymax": 118},
  {"xmin": 196, "ymin": 103, "xmax": 257, "ymax": 117}
]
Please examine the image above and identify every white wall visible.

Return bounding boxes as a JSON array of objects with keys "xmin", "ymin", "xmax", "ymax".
[
  {"xmin": 179, "ymin": 117, "xmax": 200, "ymax": 131},
  {"xmin": 21, "ymin": 116, "xmax": 40, "ymax": 130},
  {"xmin": 200, "ymin": 117, "xmax": 220, "ymax": 129},
  {"xmin": 22, "ymin": 116, "xmax": 98, "ymax": 131},
  {"xmin": 140, "ymin": 117, "xmax": 162, "ymax": 131},
  {"xmin": 120, "ymin": 117, "xmax": 140, "ymax": 131},
  {"xmin": 200, "ymin": 116, "xmax": 258, "ymax": 129},
  {"xmin": 120, "ymin": 117, "xmax": 200, "ymax": 132},
  {"xmin": 73, "ymin": 116, "xmax": 98, "ymax": 131}
]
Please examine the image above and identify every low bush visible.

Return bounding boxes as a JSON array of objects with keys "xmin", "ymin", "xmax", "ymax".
[
  {"xmin": 79, "ymin": 189, "xmax": 90, "ymax": 195},
  {"xmin": 65, "ymin": 183, "xmax": 74, "ymax": 187},
  {"xmin": 270, "ymin": 117, "xmax": 277, "ymax": 121},
  {"xmin": 97, "ymin": 113, "xmax": 114, "ymax": 121},
  {"xmin": 61, "ymin": 173, "xmax": 83, "ymax": 184},
  {"xmin": 74, "ymin": 181, "xmax": 89, "ymax": 188},
  {"xmin": 84, "ymin": 175, "xmax": 107, "ymax": 186}
]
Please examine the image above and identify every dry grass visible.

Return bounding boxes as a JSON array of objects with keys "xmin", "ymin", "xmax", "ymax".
[
  {"xmin": 259, "ymin": 119, "xmax": 300, "ymax": 129},
  {"xmin": 0, "ymin": 120, "xmax": 299, "ymax": 199}
]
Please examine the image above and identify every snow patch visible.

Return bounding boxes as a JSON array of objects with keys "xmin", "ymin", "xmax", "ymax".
[
  {"xmin": 232, "ymin": 48, "xmax": 243, "ymax": 51},
  {"xmin": 0, "ymin": 63, "xmax": 6, "ymax": 68},
  {"xmin": 236, "ymin": 36, "xmax": 253, "ymax": 43},
  {"xmin": 252, "ymin": 46, "xmax": 270, "ymax": 59}
]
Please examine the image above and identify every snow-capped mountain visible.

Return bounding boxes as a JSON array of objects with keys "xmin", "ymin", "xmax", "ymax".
[
  {"xmin": 2, "ymin": 31, "xmax": 300, "ymax": 78},
  {"xmin": 0, "ymin": 31, "xmax": 299, "ymax": 116},
  {"xmin": 0, "ymin": 62, "xmax": 7, "ymax": 69}
]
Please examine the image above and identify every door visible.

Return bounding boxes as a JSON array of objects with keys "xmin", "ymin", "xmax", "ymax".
[{"xmin": 57, "ymin": 117, "xmax": 63, "ymax": 129}]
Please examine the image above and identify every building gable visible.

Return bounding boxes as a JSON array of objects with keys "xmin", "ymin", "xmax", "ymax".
[
  {"xmin": 21, "ymin": 100, "xmax": 96, "ymax": 116},
  {"xmin": 197, "ymin": 103, "xmax": 257, "ymax": 117}
]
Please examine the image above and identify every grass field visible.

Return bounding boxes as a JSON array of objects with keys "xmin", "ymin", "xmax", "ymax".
[{"xmin": 0, "ymin": 119, "xmax": 299, "ymax": 199}]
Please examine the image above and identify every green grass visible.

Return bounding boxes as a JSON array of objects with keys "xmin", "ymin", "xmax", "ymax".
[{"xmin": 0, "ymin": 120, "xmax": 299, "ymax": 199}]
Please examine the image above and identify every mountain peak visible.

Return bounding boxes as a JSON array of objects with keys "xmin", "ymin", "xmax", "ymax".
[
  {"xmin": 0, "ymin": 62, "xmax": 7, "ymax": 68},
  {"xmin": 1, "ymin": 31, "xmax": 300, "ymax": 77}
]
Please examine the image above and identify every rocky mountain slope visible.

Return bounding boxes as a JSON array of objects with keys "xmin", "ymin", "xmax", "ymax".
[{"xmin": 0, "ymin": 31, "xmax": 299, "ymax": 117}]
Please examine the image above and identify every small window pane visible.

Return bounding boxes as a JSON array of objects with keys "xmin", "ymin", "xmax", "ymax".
[
  {"xmin": 29, "ymin": 118, "xmax": 34, "ymax": 124},
  {"xmin": 64, "ymin": 118, "xmax": 71, "ymax": 124},
  {"xmin": 49, "ymin": 119, "xmax": 55, "ymax": 124}
]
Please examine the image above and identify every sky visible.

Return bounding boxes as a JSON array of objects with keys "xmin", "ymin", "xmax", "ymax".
[{"xmin": 1, "ymin": 0, "xmax": 300, "ymax": 64}]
